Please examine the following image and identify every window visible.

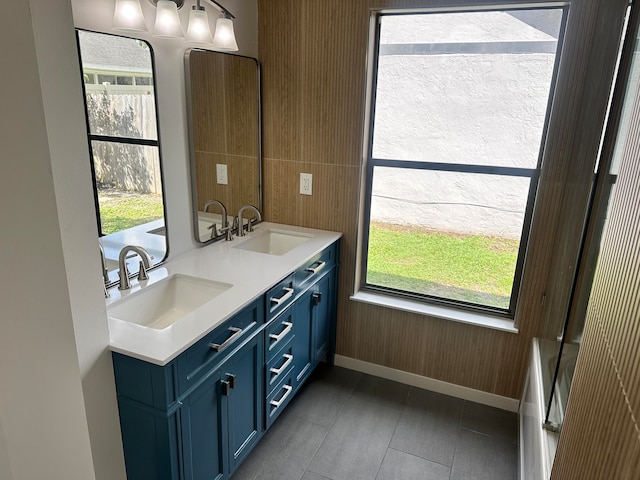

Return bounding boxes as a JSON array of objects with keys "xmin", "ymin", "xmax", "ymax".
[{"xmin": 359, "ymin": 6, "xmax": 568, "ymax": 317}]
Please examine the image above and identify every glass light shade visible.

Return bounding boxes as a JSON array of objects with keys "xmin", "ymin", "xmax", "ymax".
[
  {"xmin": 113, "ymin": 0, "xmax": 147, "ymax": 31},
  {"xmin": 153, "ymin": 0, "xmax": 184, "ymax": 38},
  {"xmin": 212, "ymin": 17, "xmax": 238, "ymax": 51},
  {"xmin": 185, "ymin": 8, "xmax": 214, "ymax": 44}
]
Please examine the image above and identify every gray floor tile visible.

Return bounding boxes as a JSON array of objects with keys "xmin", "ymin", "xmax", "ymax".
[
  {"xmin": 307, "ymin": 375, "xmax": 410, "ymax": 480},
  {"xmin": 460, "ymin": 401, "xmax": 518, "ymax": 443},
  {"xmin": 286, "ymin": 364, "xmax": 361, "ymax": 428},
  {"xmin": 301, "ymin": 473, "xmax": 332, "ymax": 480},
  {"xmin": 450, "ymin": 429, "xmax": 518, "ymax": 480},
  {"xmin": 390, "ymin": 387, "xmax": 464, "ymax": 466},
  {"xmin": 231, "ymin": 410, "xmax": 328, "ymax": 480},
  {"xmin": 376, "ymin": 449, "xmax": 451, "ymax": 480}
]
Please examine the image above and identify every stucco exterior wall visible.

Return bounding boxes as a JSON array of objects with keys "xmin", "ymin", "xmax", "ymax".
[{"xmin": 371, "ymin": 12, "xmax": 560, "ymax": 238}]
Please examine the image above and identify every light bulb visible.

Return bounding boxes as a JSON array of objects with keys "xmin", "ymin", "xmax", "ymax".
[
  {"xmin": 212, "ymin": 17, "xmax": 238, "ymax": 51},
  {"xmin": 185, "ymin": 7, "xmax": 214, "ymax": 44},
  {"xmin": 113, "ymin": 0, "xmax": 147, "ymax": 31},
  {"xmin": 153, "ymin": 0, "xmax": 184, "ymax": 38}
]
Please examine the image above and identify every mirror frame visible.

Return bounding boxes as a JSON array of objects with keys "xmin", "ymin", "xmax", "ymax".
[
  {"xmin": 185, "ymin": 48, "xmax": 262, "ymax": 245},
  {"xmin": 76, "ymin": 29, "xmax": 170, "ymax": 287}
]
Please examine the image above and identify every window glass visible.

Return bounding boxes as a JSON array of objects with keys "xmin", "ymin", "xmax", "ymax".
[{"xmin": 362, "ymin": 7, "xmax": 567, "ymax": 314}]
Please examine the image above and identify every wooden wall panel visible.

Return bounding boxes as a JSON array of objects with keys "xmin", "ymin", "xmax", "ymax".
[
  {"xmin": 258, "ymin": 0, "xmax": 628, "ymax": 401},
  {"xmin": 195, "ymin": 152, "xmax": 260, "ymax": 214}
]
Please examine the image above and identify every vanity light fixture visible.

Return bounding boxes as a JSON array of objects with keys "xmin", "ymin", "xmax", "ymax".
[
  {"xmin": 113, "ymin": 0, "xmax": 238, "ymax": 51},
  {"xmin": 153, "ymin": 0, "xmax": 184, "ymax": 38}
]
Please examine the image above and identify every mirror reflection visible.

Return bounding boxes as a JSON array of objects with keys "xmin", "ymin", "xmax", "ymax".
[
  {"xmin": 77, "ymin": 30, "xmax": 168, "ymax": 286},
  {"xmin": 185, "ymin": 49, "xmax": 261, "ymax": 243}
]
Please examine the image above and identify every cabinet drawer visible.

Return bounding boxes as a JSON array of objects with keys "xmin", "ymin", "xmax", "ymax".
[
  {"xmin": 265, "ymin": 339, "xmax": 294, "ymax": 395},
  {"xmin": 295, "ymin": 242, "xmax": 337, "ymax": 291},
  {"xmin": 266, "ymin": 372, "xmax": 295, "ymax": 428},
  {"xmin": 177, "ymin": 298, "xmax": 263, "ymax": 394},
  {"xmin": 266, "ymin": 273, "xmax": 295, "ymax": 321},
  {"xmin": 265, "ymin": 305, "xmax": 294, "ymax": 361}
]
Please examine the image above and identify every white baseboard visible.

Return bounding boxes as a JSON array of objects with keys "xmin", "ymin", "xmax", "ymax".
[{"xmin": 334, "ymin": 354, "xmax": 519, "ymax": 412}]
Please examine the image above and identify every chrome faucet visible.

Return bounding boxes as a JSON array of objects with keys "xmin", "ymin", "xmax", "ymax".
[
  {"xmin": 237, "ymin": 205, "xmax": 262, "ymax": 236},
  {"xmin": 203, "ymin": 200, "xmax": 228, "ymax": 239},
  {"xmin": 118, "ymin": 245, "xmax": 152, "ymax": 291}
]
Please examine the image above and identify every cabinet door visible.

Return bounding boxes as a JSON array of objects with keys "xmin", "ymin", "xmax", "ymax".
[
  {"xmin": 181, "ymin": 368, "xmax": 227, "ymax": 480},
  {"xmin": 227, "ymin": 333, "xmax": 264, "ymax": 473},
  {"xmin": 312, "ymin": 269, "xmax": 334, "ymax": 362},
  {"xmin": 293, "ymin": 288, "xmax": 314, "ymax": 387}
]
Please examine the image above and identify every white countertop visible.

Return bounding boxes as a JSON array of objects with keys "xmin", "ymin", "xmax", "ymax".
[{"xmin": 106, "ymin": 222, "xmax": 342, "ymax": 366}]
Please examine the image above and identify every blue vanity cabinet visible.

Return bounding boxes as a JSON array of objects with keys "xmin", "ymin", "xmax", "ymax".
[
  {"xmin": 112, "ymin": 298, "xmax": 265, "ymax": 480},
  {"xmin": 181, "ymin": 331, "xmax": 264, "ymax": 479}
]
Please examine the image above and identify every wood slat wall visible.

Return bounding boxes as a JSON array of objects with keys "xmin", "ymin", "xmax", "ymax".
[
  {"xmin": 551, "ymin": 54, "xmax": 640, "ymax": 478},
  {"xmin": 258, "ymin": 0, "xmax": 627, "ymax": 402}
]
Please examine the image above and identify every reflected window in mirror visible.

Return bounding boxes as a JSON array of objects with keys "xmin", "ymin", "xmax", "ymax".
[
  {"xmin": 185, "ymin": 49, "xmax": 262, "ymax": 244},
  {"xmin": 76, "ymin": 30, "xmax": 168, "ymax": 286}
]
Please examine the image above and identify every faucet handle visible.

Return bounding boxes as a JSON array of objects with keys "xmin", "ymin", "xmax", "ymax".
[
  {"xmin": 138, "ymin": 261, "xmax": 149, "ymax": 281},
  {"xmin": 219, "ymin": 225, "xmax": 234, "ymax": 241},
  {"xmin": 207, "ymin": 222, "xmax": 218, "ymax": 239}
]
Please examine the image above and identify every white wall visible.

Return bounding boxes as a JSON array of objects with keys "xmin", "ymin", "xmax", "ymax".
[
  {"xmin": 372, "ymin": 12, "xmax": 558, "ymax": 238},
  {"xmin": 0, "ymin": 1, "xmax": 96, "ymax": 478}
]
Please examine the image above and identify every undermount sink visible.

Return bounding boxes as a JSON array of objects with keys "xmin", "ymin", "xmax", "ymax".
[
  {"xmin": 108, "ymin": 274, "xmax": 232, "ymax": 329},
  {"xmin": 234, "ymin": 229, "xmax": 312, "ymax": 255}
]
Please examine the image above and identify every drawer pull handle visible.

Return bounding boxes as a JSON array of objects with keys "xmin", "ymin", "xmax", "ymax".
[
  {"xmin": 305, "ymin": 261, "xmax": 326, "ymax": 274},
  {"xmin": 209, "ymin": 327, "xmax": 243, "ymax": 352},
  {"xmin": 270, "ymin": 287, "xmax": 294, "ymax": 306},
  {"xmin": 270, "ymin": 354, "xmax": 293, "ymax": 376},
  {"xmin": 269, "ymin": 322, "xmax": 293, "ymax": 344},
  {"xmin": 270, "ymin": 384, "xmax": 293, "ymax": 409}
]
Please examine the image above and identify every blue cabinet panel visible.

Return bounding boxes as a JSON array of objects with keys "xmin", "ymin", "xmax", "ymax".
[
  {"xmin": 227, "ymin": 334, "xmax": 264, "ymax": 473},
  {"xmin": 181, "ymin": 368, "xmax": 226, "ymax": 480},
  {"xmin": 292, "ymin": 289, "xmax": 313, "ymax": 388},
  {"xmin": 118, "ymin": 399, "xmax": 181, "ymax": 480}
]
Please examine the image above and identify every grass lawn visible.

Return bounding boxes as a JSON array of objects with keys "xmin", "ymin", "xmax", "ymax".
[
  {"xmin": 367, "ymin": 222, "xmax": 519, "ymax": 309},
  {"xmin": 98, "ymin": 187, "xmax": 163, "ymax": 235}
]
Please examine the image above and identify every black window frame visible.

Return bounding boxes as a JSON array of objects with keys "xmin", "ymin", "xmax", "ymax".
[{"xmin": 359, "ymin": 4, "xmax": 569, "ymax": 318}]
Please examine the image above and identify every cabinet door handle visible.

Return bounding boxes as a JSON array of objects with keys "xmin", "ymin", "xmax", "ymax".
[
  {"xmin": 209, "ymin": 327, "xmax": 243, "ymax": 352},
  {"xmin": 270, "ymin": 384, "xmax": 293, "ymax": 409},
  {"xmin": 312, "ymin": 292, "xmax": 322, "ymax": 305},
  {"xmin": 226, "ymin": 373, "xmax": 236, "ymax": 389},
  {"xmin": 270, "ymin": 354, "xmax": 293, "ymax": 376},
  {"xmin": 221, "ymin": 380, "xmax": 231, "ymax": 396},
  {"xmin": 269, "ymin": 322, "xmax": 293, "ymax": 344},
  {"xmin": 270, "ymin": 287, "xmax": 294, "ymax": 306},
  {"xmin": 305, "ymin": 261, "xmax": 326, "ymax": 274}
]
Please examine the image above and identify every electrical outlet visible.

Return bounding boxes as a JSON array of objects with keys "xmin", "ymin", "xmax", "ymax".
[
  {"xmin": 216, "ymin": 164, "xmax": 228, "ymax": 185},
  {"xmin": 300, "ymin": 173, "xmax": 313, "ymax": 195}
]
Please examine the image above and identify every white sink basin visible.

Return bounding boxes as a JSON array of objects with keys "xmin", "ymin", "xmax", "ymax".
[
  {"xmin": 108, "ymin": 274, "xmax": 232, "ymax": 329},
  {"xmin": 234, "ymin": 229, "xmax": 312, "ymax": 256}
]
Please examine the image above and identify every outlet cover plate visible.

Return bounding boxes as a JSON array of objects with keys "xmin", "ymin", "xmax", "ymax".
[
  {"xmin": 216, "ymin": 164, "xmax": 228, "ymax": 185},
  {"xmin": 300, "ymin": 173, "xmax": 312, "ymax": 195}
]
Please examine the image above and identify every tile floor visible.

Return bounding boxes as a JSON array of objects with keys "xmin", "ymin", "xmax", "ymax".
[{"xmin": 231, "ymin": 364, "xmax": 518, "ymax": 480}]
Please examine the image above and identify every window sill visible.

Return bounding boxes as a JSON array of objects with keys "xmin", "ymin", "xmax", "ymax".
[{"xmin": 350, "ymin": 290, "xmax": 518, "ymax": 334}]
